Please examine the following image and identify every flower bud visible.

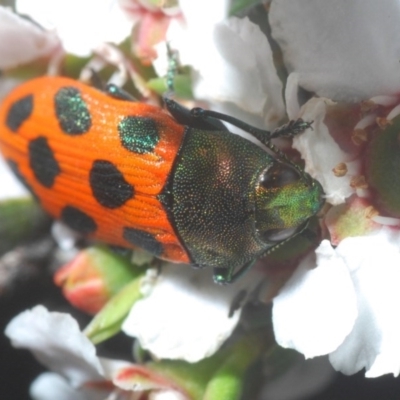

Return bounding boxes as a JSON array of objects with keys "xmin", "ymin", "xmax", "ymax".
[{"xmin": 54, "ymin": 246, "xmax": 141, "ymax": 314}]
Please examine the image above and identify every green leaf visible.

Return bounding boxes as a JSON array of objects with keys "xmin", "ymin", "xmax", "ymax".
[
  {"xmin": 229, "ymin": 0, "xmax": 262, "ymax": 16},
  {"xmin": 147, "ymin": 74, "xmax": 193, "ymax": 99},
  {"xmin": 203, "ymin": 332, "xmax": 270, "ymax": 400},
  {"xmin": 0, "ymin": 197, "xmax": 50, "ymax": 256},
  {"xmin": 84, "ymin": 276, "xmax": 144, "ymax": 344},
  {"xmin": 148, "ymin": 331, "xmax": 271, "ymax": 400},
  {"xmin": 85, "ymin": 246, "xmax": 143, "ymax": 295}
]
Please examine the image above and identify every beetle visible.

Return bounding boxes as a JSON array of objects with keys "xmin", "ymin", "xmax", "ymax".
[{"xmin": 0, "ymin": 76, "xmax": 324, "ymax": 283}]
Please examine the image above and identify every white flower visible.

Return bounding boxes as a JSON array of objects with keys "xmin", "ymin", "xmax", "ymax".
[
  {"xmin": 158, "ymin": 1, "xmax": 285, "ymax": 130},
  {"xmin": 273, "ymin": 241, "xmax": 358, "ymax": 358},
  {"xmin": 330, "ymin": 231, "xmax": 400, "ymax": 377},
  {"xmin": 0, "ymin": 5, "xmax": 60, "ymax": 204},
  {"xmin": 0, "ymin": 6, "xmax": 59, "ymax": 70},
  {"xmin": 5, "ymin": 305, "xmax": 104, "ymax": 387},
  {"xmin": 291, "ymin": 98, "xmax": 359, "ymax": 205},
  {"xmin": 5, "ymin": 306, "xmax": 188, "ymax": 399},
  {"xmin": 0, "ymin": 154, "xmax": 30, "ymax": 201},
  {"xmin": 273, "ymin": 229, "xmax": 400, "ymax": 377},
  {"xmin": 16, "ymin": 0, "xmax": 133, "ymax": 57},
  {"xmin": 270, "ymin": 0, "xmax": 400, "ymax": 102},
  {"xmin": 268, "ymin": 0, "xmax": 400, "ymax": 379},
  {"xmin": 30, "ymin": 373, "xmax": 92, "ymax": 400},
  {"xmin": 122, "ymin": 263, "xmax": 264, "ymax": 362},
  {"xmin": 5, "ymin": 0, "xmax": 400, "ymax": 387}
]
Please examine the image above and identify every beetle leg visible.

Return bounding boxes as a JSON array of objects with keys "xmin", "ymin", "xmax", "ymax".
[
  {"xmin": 163, "ymin": 45, "xmax": 227, "ymax": 132},
  {"xmin": 213, "ymin": 259, "xmax": 256, "ymax": 284},
  {"xmin": 270, "ymin": 119, "xmax": 313, "ymax": 139},
  {"xmin": 104, "ymin": 83, "xmax": 138, "ymax": 102},
  {"xmin": 191, "ymin": 107, "xmax": 275, "ymax": 145},
  {"xmin": 164, "ymin": 97, "xmax": 195, "ymax": 124},
  {"xmin": 190, "ymin": 107, "xmax": 312, "ymax": 145},
  {"xmin": 229, "ymin": 259, "xmax": 257, "ymax": 283},
  {"xmin": 88, "ymin": 70, "xmax": 137, "ymax": 102},
  {"xmin": 213, "ymin": 267, "xmax": 233, "ymax": 284},
  {"xmin": 228, "ymin": 289, "xmax": 247, "ymax": 317},
  {"xmin": 189, "ymin": 107, "xmax": 314, "ymax": 176},
  {"xmin": 163, "ymin": 45, "xmax": 230, "ymax": 132},
  {"xmin": 164, "ymin": 97, "xmax": 228, "ymax": 132},
  {"xmin": 87, "ymin": 69, "xmax": 136, "ymax": 103},
  {"xmin": 88, "ymin": 68, "xmax": 105, "ymax": 91},
  {"xmin": 192, "ymin": 263, "xmax": 208, "ymax": 269},
  {"xmin": 166, "ymin": 43, "xmax": 179, "ymax": 95},
  {"xmin": 296, "ymin": 224, "xmax": 320, "ymax": 247}
]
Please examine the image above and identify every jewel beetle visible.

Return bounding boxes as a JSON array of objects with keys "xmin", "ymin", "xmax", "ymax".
[{"xmin": 0, "ymin": 76, "xmax": 324, "ymax": 283}]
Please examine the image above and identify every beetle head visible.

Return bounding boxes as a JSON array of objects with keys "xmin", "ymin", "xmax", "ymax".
[{"xmin": 254, "ymin": 161, "xmax": 324, "ymax": 245}]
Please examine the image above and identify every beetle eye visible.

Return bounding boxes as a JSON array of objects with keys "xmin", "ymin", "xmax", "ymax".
[
  {"xmin": 260, "ymin": 226, "xmax": 301, "ymax": 243},
  {"xmin": 260, "ymin": 163, "xmax": 301, "ymax": 189}
]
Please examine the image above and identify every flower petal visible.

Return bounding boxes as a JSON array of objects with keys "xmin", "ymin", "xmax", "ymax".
[
  {"xmin": 165, "ymin": 2, "xmax": 284, "ymax": 128},
  {"xmin": 178, "ymin": 0, "xmax": 228, "ymax": 31},
  {"xmin": 292, "ymin": 97, "xmax": 358, "ymax": 205},
  {"xmin": 152, "ymin": 392, "xmax": 188, "ymax": 400},
  {"xmin": 17, "ymin": 0, "xmax": 132, "ymax": 57},
  {"xmin": 325, "ymin": 197, "xmax": 382, "ymax": 245},
  {"xmin": 112, "ymin": 364, "xmax": 183, "ymax": 393},
  {"xmin": 122, "ymin": 264, "xmax": 261, "ymax": 362},
  {"xmin": 270, "ymin": 0, "xmax": 400, "ymax": 102},
  {"xmin": 193, "ymin": 17, "xmax": 285, "ymax": 126},
  {"xmin": 0, "ymin": 6, "xmax": 59, "ymax": 69},
  {"xmin": 273, "ymin": 240, "xmax": 357, "ymax": 358},
  {"xmin": 5, "ymin": 305, "xmax": 103, "ymax": 387},
  {"xmin": 30, "ymin": 373, "xmax": 96, "ymax": 400},
  {"xmin": 0, "ymin": 154, "xmax": 30, "ymax": 200},
  {"xmin": 330, "ymin": 230, "xmax": 400, "ymax": 377}
]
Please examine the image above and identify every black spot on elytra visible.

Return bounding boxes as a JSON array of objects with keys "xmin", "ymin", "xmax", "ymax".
[
  {"xmin": 6, "ymin": 159, "xmax": 38, "ymax": 200},
  {"xmin": 6, "ymin": 94, "xmax": 33, "ymax": 132},
  {"xmin": 123, "ymin": 227, "xmax": 163, "ymax": 256},
  {"xmin": 118, "ymin": 116, "xmax": 159, "ymax": 154},
  {"xmin": 54, "ymin": 87, "xmax": 91, "ymax": 135},
  {"xmin": 89, "ymin": 160, "xmax": 134, "ymax": 208},
  {"xmin": 61, "ymin": 206, "xmax": 97, "ymax": 234},
  {"xmin": 28, "ymin": 137, "xmax": 60, "ymax": 188}
]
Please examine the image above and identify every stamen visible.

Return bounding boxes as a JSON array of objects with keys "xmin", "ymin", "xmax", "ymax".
[
  {"xmin": 354, "ymin": 114, "xmax": 377, "ymax": 130},
  {"xmin": 350, "ymin": 175, "xmax": 368, "ymax": 190},
  {"xmin": 351, "ymin": 129, "xmax": 368, "ymax": 146},
  {"xmin": 332, "ymin": 162, "xmax": 348, "ymax": 177},
  {"xmin": 376, "ymin": 117, "xmax": 392, "ymax": 129},
  {"xmin": 368, "ymin": 95, "xmax": 398, "ymax": 106},
  {"xmin": 356, "ymin": 188, "xmax": 370, "ymax": 198},
  {"xmin": 386, "ymin": 104, "xmax": 400, "ymax": 121},
  {"xmin": 371, "ymin": 215, "xmax": 400, "ymax": 226}
]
